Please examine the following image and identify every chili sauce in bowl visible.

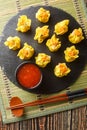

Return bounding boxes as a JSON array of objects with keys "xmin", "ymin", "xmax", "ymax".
[{"xmin": 15, "ymin": 62, "xmax": 42, "ymax": 90}]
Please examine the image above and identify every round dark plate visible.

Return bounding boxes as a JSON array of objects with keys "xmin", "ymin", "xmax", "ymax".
[{"xmin": 0, "ymin": 6, "xmax": 87, "ymax": 94}]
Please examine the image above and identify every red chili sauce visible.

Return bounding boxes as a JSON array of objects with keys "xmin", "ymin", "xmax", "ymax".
[{"xmin": 16, "ymin": 63, "xmax": 42, "ymax": 89}]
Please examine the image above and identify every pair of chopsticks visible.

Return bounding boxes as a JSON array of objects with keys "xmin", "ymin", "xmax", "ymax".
[{"xmin": 7, "ymin": 88, "xmax": 87, "ymax": 110}]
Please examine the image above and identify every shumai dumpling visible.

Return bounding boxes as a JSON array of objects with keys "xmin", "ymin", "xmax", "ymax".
[
  {"xmin": 35, "ymin": 53, "xmax": 51, "ymax": 68},
  {"xmin": 34, "ymin": 25, "xmax": 49, "ymax": 43},
  {"xmin": 68, "ymin": 28, "xmax": 84, "ymax": 44},
  {"xmin": 46, "ymin": 34, "xmax": 61, "ymax": 52},
  {"xmin": 64, "ymin": 46, "xmax": 79, "ymax": 62},
  {"xmin": 17, "ymin": 43, "xmax": 34, "ymax": 60},
  {"xmin": 16, "ymin": 15, "xmax": 31, "ymax": 32},
  {"xmin": 54, "ymin": 19, "xmax": 69, "ymax": 35},
  {"xmin": 36, "ymin": 7, "xmax": 50, "ymax": 23},
  {"xmin": 54, "ymin": 63, "xmax": 71, "ymax": 77},
  {"xmin": 4, "ymin": 36, "xmax": 21, "ymax": 50}
]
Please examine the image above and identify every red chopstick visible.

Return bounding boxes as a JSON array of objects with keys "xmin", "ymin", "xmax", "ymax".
[{"xmin": 7, "ymin": 88, "xmax": 87, "ymax": 110}]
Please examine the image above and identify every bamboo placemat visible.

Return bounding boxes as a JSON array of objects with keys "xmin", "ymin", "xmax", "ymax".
[{"xmin": 0, "ymin": 0, "xmax": 87, "ymax": 124}]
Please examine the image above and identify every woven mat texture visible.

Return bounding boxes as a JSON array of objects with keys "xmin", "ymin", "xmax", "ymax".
[{"xmin": 0, "ymin": 0, "xmax": 87, "ymax": 124}]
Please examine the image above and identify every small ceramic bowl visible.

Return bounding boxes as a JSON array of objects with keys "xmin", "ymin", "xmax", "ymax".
[{"xmin": 15, "ymin": 61, "xmax": 43, "ymax": 91}]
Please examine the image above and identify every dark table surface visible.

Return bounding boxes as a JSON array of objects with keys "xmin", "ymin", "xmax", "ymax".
[{"xmin": 0, "ymin": 0, "xmax": 87, "ymax": 130}]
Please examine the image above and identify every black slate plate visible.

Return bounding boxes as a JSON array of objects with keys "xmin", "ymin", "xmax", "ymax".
[{"xmin": 0, "ymin": 6, "xmax": 87, "ymax": 94}]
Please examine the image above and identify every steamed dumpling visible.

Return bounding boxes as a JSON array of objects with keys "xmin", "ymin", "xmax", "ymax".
[
  {"xmin": 36, "ymin": 7, "xmax": 50, "ymax": 23},
  {"xmin": 68, "ymin": 28, "xmax": 84, "ymax": 44},
  {"xmin": 64, "ymin": 46, "xmax": 79, "ymax": 62},
  {"xmin": 34, "ymin": 25, "xmax": 49, "ymax": 43},
  {"xmin": 35, "ymin": 53, "xmax": 51, "ymax": 68},
  {"xmin": 54, "ymin": 63, "xmax": 71, "ymax": 77},
  {"xmin": 46, "ymin": 34, "xmax": 61, "ymax": 52},
  {"xmin": 54, "ymin": 19, "xmax": 69, "ymax": 35},
  {"xmin": 4, "ymin": 36, "xmax": 21, "ymax": 50},
  {"xmin": 17, "ymin": 43, "xmax": 34, "ymax": 60},
  {"xmin": 16, "ymin": 15, "xmax": 31, "ymax": 32}
]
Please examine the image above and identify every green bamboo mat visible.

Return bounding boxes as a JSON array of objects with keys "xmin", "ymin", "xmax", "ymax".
[{"xmin": 0, "ymin": 0, "xmax": 87, "ymax": 124}]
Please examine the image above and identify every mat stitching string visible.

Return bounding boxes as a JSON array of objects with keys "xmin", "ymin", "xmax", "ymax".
[
  {"xmin": 72, "ymin": 0, "xmax": 87, "ymax": 38},
  {"xmin": 44, "ymin": 0, "xmax": 49, "ymax": 5},
  {"xmin": 37, "ymin": 94, "xmax": 45, "ymax": 111},
  {"xmin": 1, "ymin": 70, "xmax": 12, "ymax": 101},
  {"xmin": 1, "ymin": 69, "xmax": 20, "ymax": 117},
  {"xmin": 16, "ymin": 0, "xmax": 21, "ymax": 12}
]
